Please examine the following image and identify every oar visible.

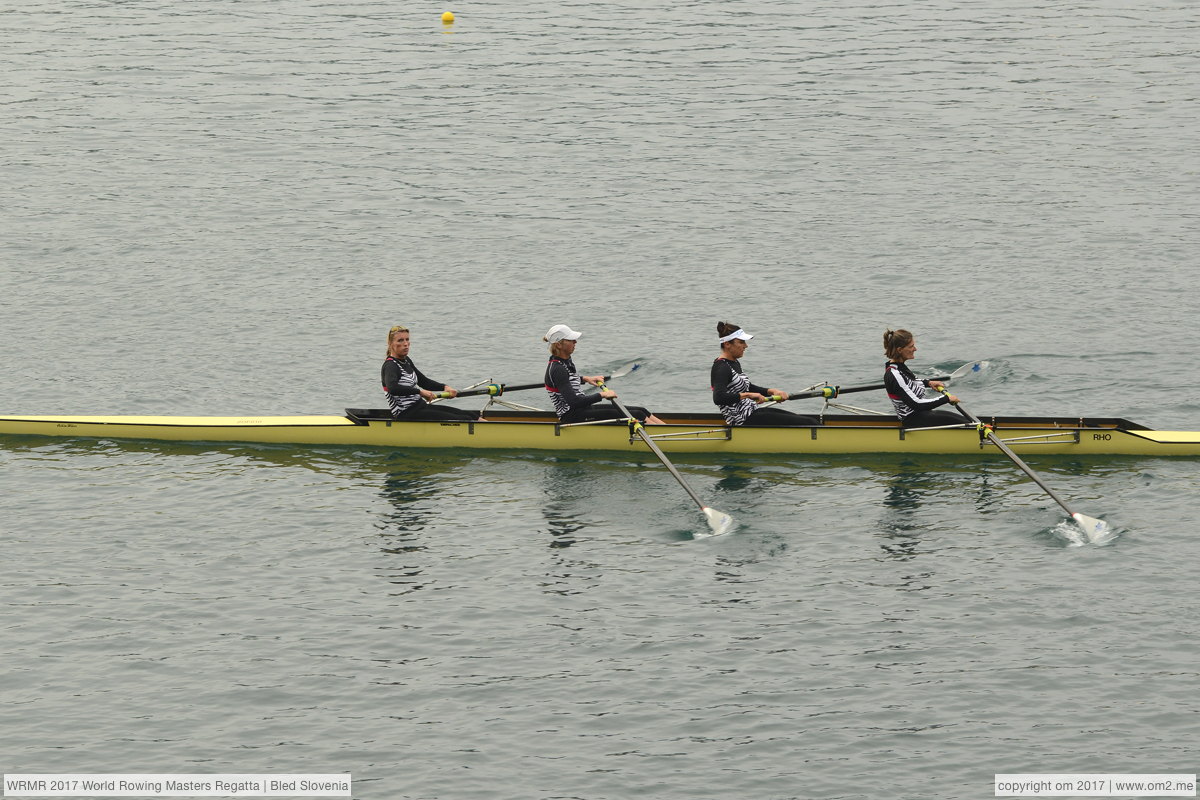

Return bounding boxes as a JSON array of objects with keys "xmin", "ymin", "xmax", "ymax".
[
  {"xmin": 440, "ymin": 361, "xmax": 643, "ymax": 399},
  {"xmin": 446, "ymin": 381, "xmax": 538, "ymax": 399},
  {"xmin": 778, "ymin": 360, "xmax": 989, "ymax": 400},
  {"xmin": 597, "ymin": 381, "xmax": 734, "ymax": 538},
  {"xmin": 938, "ymin": 389, "xmax": 1110, "ymax": 543}
]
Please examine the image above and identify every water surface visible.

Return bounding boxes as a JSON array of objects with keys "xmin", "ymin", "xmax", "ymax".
[{"xmin": 3, "ymin": 1, "xmax": 1198, "ymax": 798}]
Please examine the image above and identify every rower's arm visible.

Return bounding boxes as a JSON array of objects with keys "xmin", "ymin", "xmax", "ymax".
[
  {"xmin": 412, "ymin": 363, "xmax": 449, "ymax": 393},
  {"xmin": 711, "ymin": 360, "xmax": 742, "ymax": 405}
]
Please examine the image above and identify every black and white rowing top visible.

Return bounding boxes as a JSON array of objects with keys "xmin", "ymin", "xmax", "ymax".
[
  {"xmin": 711, "ymin": 358, "xmax": 768, "ymax": 425},
  {"xmin": 382, "ymin": 356, "xmax": 446, "ymax": 417},
  {"xmin": 883, "ymin": 360, "xmax": 950, "ymax": 421},
  {"xmin": 544, "ymin": 356, "xmax": 603, "ymax": 418}
]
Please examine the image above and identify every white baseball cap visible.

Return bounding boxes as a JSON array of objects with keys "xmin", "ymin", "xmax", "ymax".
[{"xmin": 544, "ymin": 324, "xmax": 583, "ymax": 343}]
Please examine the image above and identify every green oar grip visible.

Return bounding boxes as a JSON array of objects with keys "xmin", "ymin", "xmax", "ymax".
[{"xmin": 769, "ymin": 387, "xmax": 835, "ymax": 402}]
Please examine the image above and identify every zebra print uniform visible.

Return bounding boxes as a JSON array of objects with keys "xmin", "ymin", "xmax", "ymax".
[
  {"xmin": 544, "ymin": 356, "xmax": 602, "ymax": 418},
  {"xmin": 381, "ymin": 355, "xmax": 445, "ymax": 418},
  {"xmin": 710, "ymin": 358, "xmax": 768, "ymax": 426},
  {"xmin": 884, "ymin": 360, "xmax": 951, "ymax": 421}
]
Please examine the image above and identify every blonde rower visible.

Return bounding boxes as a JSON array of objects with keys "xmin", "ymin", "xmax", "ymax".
[{"xmin": 382, "ymin": 325, "xmax": 481, "ymax": 421}]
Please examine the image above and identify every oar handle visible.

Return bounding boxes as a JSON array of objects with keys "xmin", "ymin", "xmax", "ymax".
[
  {"xmin": 593, "ymin": 372, "xmax": 636, "ymax": 396},
  {"xmin": 448, "ymin": 365, "xmax": 639, "ymax": 399},
  {"xmin": 780, "ymin": 374, "xmax": 953, "ymax": 402},
  {"xmin": 933, "ymin": 386, "xmax": 1002, "ymax": 432},
  {"xmin": 443, "ymin": 381, "xmax": 543, "ymax": 399},
  {"xmin": 934, "ymin": 387, "xmax": 978, "ymax": 428},
  {"xmin": 778, "ymin": 385, "xmax": 840, "ymax": 401}
]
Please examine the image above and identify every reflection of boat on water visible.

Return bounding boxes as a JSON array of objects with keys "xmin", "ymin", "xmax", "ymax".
[
  {"xmin": 540, "ymin": 462, "xmax": 591, "ymax": 549},
  {"xmin": 0, "ymin": 431, "xmax": 477, "ymax": 481},
  {"xmin": 3, "ymin": 408, "xmax": 1200, "ymax": 457},
  {"xmin": 877, "ymin": 464, "xmax": 971, "ymax": 559},
  {"xmin": 0, "ymin": 435, "xmax": 486, "ymax": 590}
]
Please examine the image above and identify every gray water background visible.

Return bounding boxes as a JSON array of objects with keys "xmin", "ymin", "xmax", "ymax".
[{"xmin": 2, "ymin": 1, "xmax": 1198, "ymax": 798}]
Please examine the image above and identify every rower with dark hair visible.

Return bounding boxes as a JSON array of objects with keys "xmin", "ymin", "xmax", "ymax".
[
  {"xmin": 711, "ymin": 321, "xmax": 817, "ymax": 426},
  {"xmin": 543, "ymin": 324, "xmax": 663, "ymax": 425},
  {"xmin": 882, "ymin": 328, "xmax": 962, "ymax": 427},
  {"xmin": 382, "ymin": 324, "xmax": 481, "ymax": 421}
]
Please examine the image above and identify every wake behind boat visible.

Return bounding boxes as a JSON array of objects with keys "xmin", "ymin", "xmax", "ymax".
[{"xmin": 1, "ymin": 409, "xmax": 1199, "ymax": 457}]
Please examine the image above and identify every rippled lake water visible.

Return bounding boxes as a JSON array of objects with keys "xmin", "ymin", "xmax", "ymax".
[{"xmin": 3, "ymin": 1, "xmax": 1198, "ymax": 798}]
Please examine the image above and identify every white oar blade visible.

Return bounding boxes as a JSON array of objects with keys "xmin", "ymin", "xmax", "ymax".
[
  {"xmin": 609, "ymin": 360, "xmax": 642, "ymax": 379},
  {"xmin": 1072, "ymin": 512, "xmax": 1113, "ymax": 544},
  {"xmin": 948, "ymin": 359, "xmax": 990, "ymax": 383},
  {"xmin": 701, "ymin": 507, "xmax": 735, "ymax": 538}
]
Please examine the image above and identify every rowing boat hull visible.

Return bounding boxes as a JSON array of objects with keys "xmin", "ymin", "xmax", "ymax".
[{"xmin": 2, "ymin": 409, "xmax": 1199, "ymax": 457}]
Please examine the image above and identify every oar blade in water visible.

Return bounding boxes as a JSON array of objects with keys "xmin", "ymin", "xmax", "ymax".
[
  {"xmin": 1072, "ymin": 512, "xmax": 1113, "ymax": 544},
  {"xmin": 701, "ymin": 507, "xmax": 735, "ymax": 537}
]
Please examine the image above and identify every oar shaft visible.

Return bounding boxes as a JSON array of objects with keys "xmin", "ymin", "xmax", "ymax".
[
  {"xmin": 451, "ymin": 381, "xmax": 542, "ymax": 398},
  {"xmin": 606, "ymin": 396, "xmax": 708, "ymax": 512},
  {"xmin": 449, "ymin": 364, "xmax": 640, "ymax": 399},
  {"xmin": 949, "ymin": 401, "xmax": 1078, "ymax": 518},
  {"xmin": 785, "ymin": 374, "xmax": 951, "ymax": 400}
]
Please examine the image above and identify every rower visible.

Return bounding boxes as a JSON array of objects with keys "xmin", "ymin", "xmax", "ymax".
[
  {"xmin": 711, "ymin": 321, "xmax": 818, "ymax": 426},
  {"xmin": 543, "ymin": 324, "xmax": 664, "ymax": 425},
  {"xmin": 882, "ymin": 328, "xmax": 962, "ymax": 427},
  {"xmin": 382, "ymin": 325, "xmax": 482, "ymax": 422}
]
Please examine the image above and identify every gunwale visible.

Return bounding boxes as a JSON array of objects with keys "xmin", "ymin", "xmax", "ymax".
[{"xmin": 1, "ymin": 408, "xmax": 1199, "ymax": 457}]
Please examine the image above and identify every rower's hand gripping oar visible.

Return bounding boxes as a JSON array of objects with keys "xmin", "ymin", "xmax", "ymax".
[
  {"xmin": 439, "ymin": 361, "xmax": 643, "ymax": 400},
  {"xmin": 936, "ymin": 388, "xmax": 1110, "ymax": 543},
  {"xmin": 596, "ymin": 380, "xmax": 735, "ymax": 538}
]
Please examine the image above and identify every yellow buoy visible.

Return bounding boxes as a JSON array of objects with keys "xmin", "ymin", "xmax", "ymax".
[{"xmin": 441, "ymin": 11, "xmax": 455, "ymax": 24}]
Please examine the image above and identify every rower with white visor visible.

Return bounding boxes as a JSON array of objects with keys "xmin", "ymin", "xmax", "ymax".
[{"xmin": 711, "ymin": 321, "xmax": 818, "ymax": 426}]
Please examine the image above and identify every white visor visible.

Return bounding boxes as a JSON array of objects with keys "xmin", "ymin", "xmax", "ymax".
[
  {"xmin": 545, "ymin": 324, "xmax": 583, "ymax": 343},
  {"xmin": 718, "ymin": 329, "xmax": 753, "ymax": 344}
]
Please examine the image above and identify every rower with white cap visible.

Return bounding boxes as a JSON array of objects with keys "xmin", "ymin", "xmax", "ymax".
[
  {"xmin": 711, "ymin": 321, "xmax": 818, "ymax": 426},
  {"xmin": 543, "ymin": 324, "xmax": 663, "ymax": 425}
]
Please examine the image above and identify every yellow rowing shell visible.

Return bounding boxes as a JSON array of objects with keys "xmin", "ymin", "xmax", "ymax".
[{"xmin": 1, "ymin": 409, "xmax": 1199, "ymax": 457}]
